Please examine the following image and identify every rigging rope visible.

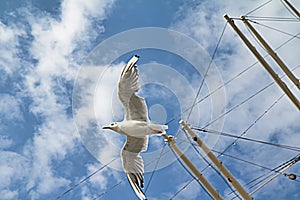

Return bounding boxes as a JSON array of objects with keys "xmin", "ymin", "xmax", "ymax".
[
  {"xmin": 242, "ymin": 16, "xmax": 300, "ymax": 22},
  {"xmin": 173, "ymin": 139, "xmax": 300, "ymax": 199},
  {"xmin": 205, "ymin": 88, "xmax": 281, "ymax": 153},
  {"xmin": 167, "ymin": 141, "xmax": 214, "ymax": 200},
  {"xmin": 186, "ymin": 22, "xmax": 228, "ymax": 123},
  {"xmin": 144, "ymin": 143, "xmax": 168, "ymax": 193},
  {"xmin": 245, "ymin": 0, "xmax": 273, "ymax": 16},
  {"xmin": 205, "ymin": 81, "xmax": 274, "ymax": 128},
  {"xmin": 244, "ymin": 20, "xmax": 271, "ymax": 53},
  {"xmin": 55, "ymin": 157, "xmax": 118, "ymax": 200},
  {"xmin": 246, "ymin": 154, "xmax": 300, "ymax": 194},
  {"xmin": 94, "ymin": 180, "xmax": 124, "ymax": 200},
  {"xmin": 169, "ymin": 21, "xmax": 240, "ymax": 199},
  {"xmin": 166, "ymin": 25, "xmax": 300, "ymax": 127},
  {"xmin": 169, "ymin": 179, "xmax": 194, "ymax": 200},
  {"xmin": 192, "ymin": 127, "xmax": 300, "ymax": 152},
  {"xmin": 176, "ymin": 138, "xmax": 300, "ymax": 178},
  {"xmin": 280, "ymin": 0, "xmax": 300, "ymax": 20},
  {"xmin": 182, "ymin": 128, "xmax": 241, "ymax": 199},
  {"xmin": 247, "ymin": 19, "xmax": 300, "ymax": 39},
  {"xmin": 203, "ymin": 63, "xmax": 299, "ymax": 129}
]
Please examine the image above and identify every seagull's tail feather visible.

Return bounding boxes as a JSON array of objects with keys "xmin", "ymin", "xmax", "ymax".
[
  {"xmin": 126, "ymin": 173, "xmax": 147, "ymax": 200},
  {"xmin": 148, "ymin": 124, "xmax": 168, "ymax": 134},
  {"xmin": 161, "ymin": 125, "xmax": 168, "ymax": 130}
]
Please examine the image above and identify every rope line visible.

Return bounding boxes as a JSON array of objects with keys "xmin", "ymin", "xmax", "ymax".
[
  {"xmin": 243, "ymin": 16, "xmax": 300, "ymax": 22},
  {"xmin": 205, "ymin": 82, "xmax": 274, "ymax": 128},
  {"xmin": 186, "ymin": 22, "xmax": 228, "ymax": 123},
  {"xmin": 192, "ymin": 127, "xmax": 300, "ymax": 152},
  {"xmin": 169, "ymin": 179, "xmax": 194, "ymax": 200},
  {"xmin": 55, "ymin": 157, "xmax": 118, "ymax": 199},
  {"xmin": 244, "ymin": 20, "xmax": 271, "ymax": 58},
  {"xmin": 176, "ymin": 21, "xmax": 243, "ymax": 195},
  {"xmin": 166, "ymin": 26, "xmax": 299, "ymax": 127},
  {"xmin": 246, "ymin": 154, "xmax": 300, "ymax": 193},
  {"xmin": 93, "ymin": 180, "xmax": 124, "ymax": 200},
  {"xmin": 245, "ymin": 0, "xmax": 273, "ymax": 16},
  {"xmin": 280, "ymin": 0, "xmax": 300, "ymax": 20},
  {"xmin": 180, "ymin": 126, "xmax": 241, "ymax": 198},
  {"xmin": 173, "ymin": 139, "xmax": 300, "ymax": 199},
  {"xmin": 206, "ymin": 89, "xmax": 282, "ymax": 153},
  {"xmin": 145, "ymin": 143, "xmax": 168, "ymax": 193},
  {"xmin": 176, "ymin": 139, "xmax": 300, "ymax": 181},
  {"xmin": 203, "ymin": 63, "xmax": 300, "ymax": 129},
  {"xmin": 167, "ymin": 142, "xmax": 213, "ymax": 199},
  {"xmin": 248, "ymin": 19, "xmax": 300, "ymax": 39}
]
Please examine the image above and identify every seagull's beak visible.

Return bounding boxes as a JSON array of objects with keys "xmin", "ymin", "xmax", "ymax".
[{"xmin": 102, "ymin": 126, "xmax": 110, "ymax": 130}]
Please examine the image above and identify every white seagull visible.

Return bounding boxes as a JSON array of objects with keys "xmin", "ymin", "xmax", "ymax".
[{"xmin": 102, "ymin": 55, "xmax": 168, "ymax": 200}]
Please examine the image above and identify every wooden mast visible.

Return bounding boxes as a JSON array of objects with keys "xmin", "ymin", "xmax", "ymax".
[
  {"xmin": 224, "ymin": 14, "xmax": 300, "ymax": 110},
  {"xmin": 241, "ymin": 16, "xmax": 300, "ymax": 91},
  {"xmin": 161, "ymin": 133, "xmax": 224, "ymax": 200},
  {"xmin": 180, "ymin": 121, "xmax": 253, "ymax": 200},
  {"xmin": 283, "ymin": 0, "xmax": 300, "ymax": 19}
]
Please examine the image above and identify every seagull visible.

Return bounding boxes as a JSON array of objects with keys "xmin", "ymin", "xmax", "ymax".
[{"xmin": 102, "ymin": 55, "xmax": 168, "ymax": 200}]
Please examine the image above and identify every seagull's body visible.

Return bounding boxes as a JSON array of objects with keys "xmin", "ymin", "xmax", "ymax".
[
  {"xmin": 113, "ymin": 120, "xmax": 168, "ymax": 137},
  {"xmin": 102, "ymin": 55, "xmax": 168, "ymax": 200}
]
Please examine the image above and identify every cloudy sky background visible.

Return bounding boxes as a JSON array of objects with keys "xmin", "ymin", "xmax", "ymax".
[{"xmin": 0, "ymin": 0, "xmax": 299, "ymax": 199}]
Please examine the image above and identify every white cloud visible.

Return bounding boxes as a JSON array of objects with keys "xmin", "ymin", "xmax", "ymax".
[
  {"xmin": 87, "ymin": 162, "xmax": 121, "ymax": 190},
  {"xmin": 0, "ymin": 0, "xmax": 115, "ymax": 199},
  {"xmin": 0, "ymin": 22, "xmax": 24, "ymax": 79},
  {"xmin": 0, "ymin": 151, "xmax": 29, "ymax": 198},
  {"xmin": 0, "ymin": 94, "xmax": 23, "ymax": 131},
  {"xmin": 0, "ymin": 136, "xmax": 13, "ymax": 149},
  {"xmin": 0, "ymin": 190, "xmax": 18, "ymax": 200},
  {"xmin": 73, "ymin": 64, "xmax": 125, "ymax": 171}
]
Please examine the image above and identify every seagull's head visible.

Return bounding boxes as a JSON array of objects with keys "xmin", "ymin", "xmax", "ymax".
[{"xmin": 102, "ymin": 122, "xmax": 119, "ymax": 132}]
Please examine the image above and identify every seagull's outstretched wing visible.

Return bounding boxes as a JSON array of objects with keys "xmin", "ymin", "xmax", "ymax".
[
  {"xmin": 121, "ymin": 136, "xmax": 148, "ymax": 200},
  {"xmin": 118, "ymin": 55, "xmax": 149, "ymax": 122}
]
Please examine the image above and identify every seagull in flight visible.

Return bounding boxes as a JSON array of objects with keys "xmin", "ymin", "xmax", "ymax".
[{"xmin": 103, "ymin": 55, "xmax": 168, "ymax": 200}]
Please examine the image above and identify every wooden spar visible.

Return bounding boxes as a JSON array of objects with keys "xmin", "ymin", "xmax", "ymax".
[
  {"xmin": 283, "ymin": 0, "xmax": 300, "ymax": 19},
  {"xmin": 224, "ymin": 14, "xmax": 300, "ymax": 110},
  {"xmin": 161, "ymin": 133, "xmax": 224, "ymax": 200},
  {"xmin": 180, "ymin": 121, "xmax": 253, "ymax": 200},
  {"xmin": 241, "ymin": 16, "xmax": 300, "ymax": 90}
]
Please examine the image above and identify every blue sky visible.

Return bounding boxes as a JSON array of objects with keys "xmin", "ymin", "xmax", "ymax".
[{"xmin": 0, "ymin": 0, "xmax": 300, "ymax": 200}]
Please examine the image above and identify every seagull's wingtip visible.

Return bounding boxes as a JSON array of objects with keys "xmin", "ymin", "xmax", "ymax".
[{"xmin": 126, "ymin": 173, "xmax": 147, "ymax": 200}]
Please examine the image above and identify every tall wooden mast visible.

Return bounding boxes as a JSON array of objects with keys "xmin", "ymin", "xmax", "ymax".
[
  {"xmin": 241, "ymin": 16, "xmax": 300, "ymax": 91},
  {"xmin": 180, "ymin": 121, "xmax": 253, "ymax": 200},
  {"xmin": 224, "ymin": 14, "xmax": 300, "ymax": 110},
  {"xmin": 283, "ymin": 0, "xmax": 300, "ymax": 19},
  {"xmin": 161, "ymin": 133, "xmax": 224, "ymax": 200}
]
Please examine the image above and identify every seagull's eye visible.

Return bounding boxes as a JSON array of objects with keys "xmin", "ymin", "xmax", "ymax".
[{"xmin": 110, "ymin": 123, "xmax": 115, "ymax": 126}]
